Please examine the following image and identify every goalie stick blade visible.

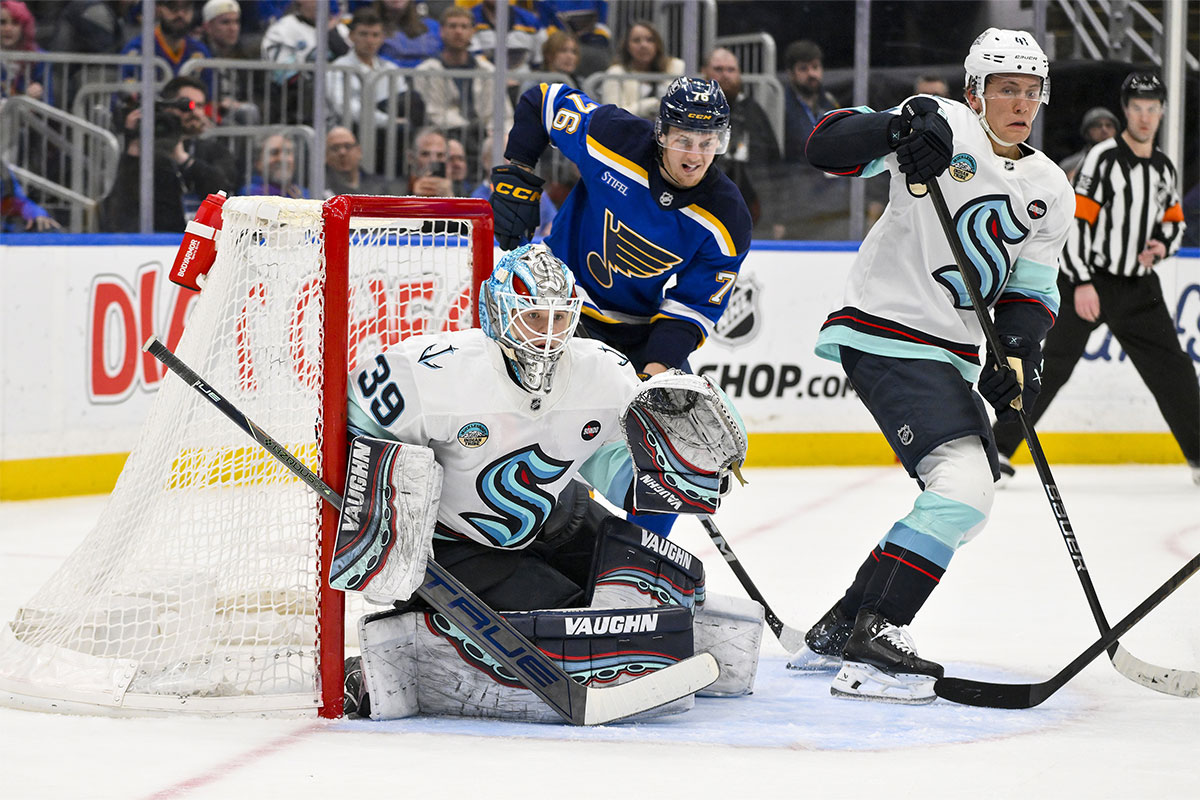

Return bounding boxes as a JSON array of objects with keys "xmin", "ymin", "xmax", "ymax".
[
  {"xmin": 1110, "ymin": 645, "xmax": 1200, "ymax": 699},
  {"xmin": 582, "ymin": 653, "xmax": 720, "ymax": 726},
  {"xmin": 935, "ymin": 552, "xmax": 1200, "ymax": 710}
]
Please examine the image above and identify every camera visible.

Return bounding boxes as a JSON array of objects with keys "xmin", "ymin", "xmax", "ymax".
[
  {"xmin": 114, "ymin": 95, "xmax": 190, "ymax": 143},
  {"xmin": 430, "ymin": 162, "xmax": 447, "ymax": 179}
]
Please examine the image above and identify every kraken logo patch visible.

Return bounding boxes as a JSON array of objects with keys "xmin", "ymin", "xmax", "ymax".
[{"xmin": 586, "ymin": 208, "xmax": 683, "ymax": 288}]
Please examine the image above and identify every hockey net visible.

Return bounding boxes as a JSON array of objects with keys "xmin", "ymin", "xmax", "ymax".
[{"xmin": 0, "ymin": 196, "xmax": 493, "ymax": 717}]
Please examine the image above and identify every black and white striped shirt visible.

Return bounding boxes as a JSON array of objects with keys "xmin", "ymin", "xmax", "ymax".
[{"xmin": 1060, "ymin": 135, "xmax": 1185, "ymax": 283}]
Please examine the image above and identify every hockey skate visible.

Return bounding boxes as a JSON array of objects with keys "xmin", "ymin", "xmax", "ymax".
[
  {"xmin": 343, "ymin": 655, "xmax": 372, "ymax": 719},
  {"xmin": 786, "ymin": 602, "xmax": 853, "ymax": 672},
  {"xmin": 831, "ymin": 609, "xmax": 943, "ymax": 705}
]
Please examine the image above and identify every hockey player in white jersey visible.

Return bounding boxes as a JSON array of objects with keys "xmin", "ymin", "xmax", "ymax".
[
  {"xmin": 786, "ymin": 29, "xmax": 1075, "ymax": 703},
  {"xmin": 339, "ymin": 243, "xmax": 755, "ymax": 719}
]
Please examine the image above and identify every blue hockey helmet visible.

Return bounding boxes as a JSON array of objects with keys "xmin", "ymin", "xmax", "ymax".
[
  {"xmin": 478, "ymin": 243, "xmax": 582, "ymax": 394},
  {"xmin": 656, "ymin": 76, "xmax": 731, "ymax": 155},
  {"xmin": 1120, "ymin": 72, "xmax": 1166, "ymax": 107}
]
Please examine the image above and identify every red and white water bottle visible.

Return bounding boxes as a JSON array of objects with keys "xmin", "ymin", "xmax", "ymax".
[{"xmin": 171, "ymin": 190, "xmax": 227, "ymax": 291}]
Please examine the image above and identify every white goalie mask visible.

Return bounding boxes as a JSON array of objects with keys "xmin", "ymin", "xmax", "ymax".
[
  {"xmin": 479, "ymin": 244, "xmax": 582, "ymax": 395},
  {"xmin": 964, "ymin": 28, "xmax": 1050, "ymax": 148}
]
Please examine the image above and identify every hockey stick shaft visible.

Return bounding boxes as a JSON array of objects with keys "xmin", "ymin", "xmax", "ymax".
[
  {"xmin": 935, "ymin": 551, "xmax": 1199, "ymax": 708},
  {"xmin": 144, "ymin": 336, "xmax": 715, "ymax": 725},
  {"xmin": 700, "ymin": 517, "xmax": 806, "ymax": 652},
  {"xmin": 927, "ymin": 179, "xmax": 1198, "ymax": 697}
]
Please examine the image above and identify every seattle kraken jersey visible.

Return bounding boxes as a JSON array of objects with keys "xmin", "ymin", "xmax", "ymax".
[
  {"xmin": 813, "ymin": 97, "xmax": 1074, "ymax": 382},
  {"xmin": 347, "ymin": 329, "xmax": 642, "ymax": 550},
  {"xmin": 506, "ymin": 83, "xmax": 753, "ymax": 362}
]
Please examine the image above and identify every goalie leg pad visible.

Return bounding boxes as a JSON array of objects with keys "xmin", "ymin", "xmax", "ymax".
[
  {"xmin": 359, "ymin": 605, "xmax": 698, "ymax": 721},
  {"xmin": 693, "ymin": 593, "xmax": 765, "ymax": 697},
  {"xmin": 330, "ymin": 436, "xmax": 442, "ymax": 603},
  {"xmin": 357, "ymin": 607, "xmax": 420, "ymax": 720},
  {"xmin": 588, "ymin": 518, "xmax": 705, "ymax": 611}
]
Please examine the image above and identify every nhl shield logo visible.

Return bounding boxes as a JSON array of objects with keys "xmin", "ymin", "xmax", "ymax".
[
  {"xmin": 659, "ymin": 192, "xmax": 674, "ymax": 207},
  {"xmin": 897, "ymin": 424, "xmax": 914, "ymax": 446},
  {"xmin": 713, "ymin": 275, "xmax": 761, "ymax": 345}
]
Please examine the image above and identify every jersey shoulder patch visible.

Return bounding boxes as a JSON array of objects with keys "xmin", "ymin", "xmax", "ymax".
[{"xmin": 584, "ymin": 105, "xmax": 656, "ymax": 182}]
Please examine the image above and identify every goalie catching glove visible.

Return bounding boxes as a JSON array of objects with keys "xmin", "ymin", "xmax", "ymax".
[
  {"xmin": 329, "ymin": 436, "xmax": 442, "ymax": 603},
  {"xmin": 488, "ymin": 165, "xmax": 544, "ymax": 250},
  {"xmin": 978, "ymin": 334, "xmax": 1042, "ymax": 425},
  {"xmin": 621, "ymin": 371, "xmax": 748, "ymax": 515}
]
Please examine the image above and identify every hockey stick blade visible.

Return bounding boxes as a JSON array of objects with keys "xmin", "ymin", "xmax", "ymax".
[
  {"xmin": 926, "ymin": 179, "xmax": 1198, "ymax": 698},
  {"xmin": 935, "ymin": 551, "xmax": 1200, "ymax": 709},
  {"xmin": 144, "ymin": 336, "xmax": 718, "ymax": 725},
  {"xmin": 700, "ymin": 517, "xmax": 806, "ymax": 652}
]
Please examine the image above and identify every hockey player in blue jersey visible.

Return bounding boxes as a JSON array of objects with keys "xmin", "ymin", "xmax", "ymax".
[
  {"xmin": 488, "ymin": 76, "xmax": 752, "ymax": 536},
  {"xmin": 785, "ymin": 29, "xmax": 1074, "ymax": 703}
]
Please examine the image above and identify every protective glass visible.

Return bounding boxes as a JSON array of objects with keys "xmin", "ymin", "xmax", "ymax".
[{"xmin": 657, "ymin": 125, "xmax": 731, "ymax": 155}]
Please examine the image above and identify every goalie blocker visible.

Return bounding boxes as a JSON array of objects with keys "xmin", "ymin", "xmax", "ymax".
[{"xmin": 622, "ymin": 371, "xmax": 748, "ymax": 515}]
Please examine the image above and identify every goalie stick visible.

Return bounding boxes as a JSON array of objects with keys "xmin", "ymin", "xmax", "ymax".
[
  {"xmin": 926, "ymin": 179, "xmax": 1199, "ymax": 699},
  {"xmin": 699, "ymin": 517, "xmax": 806, "ymax": 653},
  {"xmin": 143, "ymin": 336, "xmax": 719, "ymax": 725},
  {"xmin": 935, "ymin": 551, "xmax": 1200, "ymax": 708}
]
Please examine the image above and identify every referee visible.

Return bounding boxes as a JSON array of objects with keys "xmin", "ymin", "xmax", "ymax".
[{"xmin": 993, "ymin": 72, "xmax": 1199, "ymax": 484}]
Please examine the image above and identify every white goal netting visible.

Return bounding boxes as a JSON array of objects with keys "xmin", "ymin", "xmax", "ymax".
[{"xmin": 0, "ymin": 196, "xmax": 487, "ymax": 715}]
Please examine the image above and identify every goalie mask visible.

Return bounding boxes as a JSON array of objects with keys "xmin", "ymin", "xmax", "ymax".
[
  {"xmin": 479, "ymin": 244, "xmax": 582, "ymax": 395},
  {"xmin": 964, "ymin": 28, "xmax": 1050, "ymax": 148}
]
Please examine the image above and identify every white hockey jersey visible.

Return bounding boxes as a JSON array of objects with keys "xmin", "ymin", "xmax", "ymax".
[
  {"xmin": 347, "ymin": 329, "xmax": 643, "ymax": 549},
  {"xmin": 814, "ymin": 98, "xmax": 1075, "ymax": 382}
]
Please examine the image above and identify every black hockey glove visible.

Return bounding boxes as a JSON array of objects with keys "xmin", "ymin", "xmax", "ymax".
[
  {"xmin": 892, "ymin": 97, "xmax": 953, "ymax": 184},
  {"xmin": 488, "ymin": 165, "xmax": 545, "ymax": 250},
  {"xmin": 978, "ymin": 334, "xmax": 1042, "ymax": 425}
]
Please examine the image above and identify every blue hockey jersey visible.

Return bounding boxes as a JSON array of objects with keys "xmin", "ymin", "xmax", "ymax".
[{"xmin": 505, "ymin": 83, "xmax": 753, "ymax": 369}]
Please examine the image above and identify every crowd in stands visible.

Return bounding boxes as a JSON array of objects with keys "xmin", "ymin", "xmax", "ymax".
[{"xmin": 2, "ymin": 1, "xmax": 1193, "ymax": 242}]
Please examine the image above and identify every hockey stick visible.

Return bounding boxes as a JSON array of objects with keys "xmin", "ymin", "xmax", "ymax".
[
  {"xmin": 144, "ymin": 336, "xmax": 718, "ymax": 725},
  {"xmin": 926, "ymin": 179, "xmax": 1198, "ymax": 698},
  {"xmin": 936, "ymin": 551, "xmax": 1199, "ymax": 708},
  {"xmin": 699, "ymin": 516, "xmax": 806, "ymax": 652}
]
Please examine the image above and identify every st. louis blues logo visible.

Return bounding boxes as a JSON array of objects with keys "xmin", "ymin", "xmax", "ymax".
[
  {"xmin": 933, "ymin": 195, "xmax": 1029, "ymax": 309},
  {"xmin": 460, "ymin": 445, "xmax": 572, "ymax": 547}
]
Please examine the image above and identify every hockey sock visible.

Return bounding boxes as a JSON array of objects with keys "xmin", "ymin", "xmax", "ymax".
[
  {"xmin": 835, "ymin": 545, "xmax": 884, "ymax": 619},
  {"xmin": 860, "ymin": 542, "xmax": 945, "ymax": 625}
]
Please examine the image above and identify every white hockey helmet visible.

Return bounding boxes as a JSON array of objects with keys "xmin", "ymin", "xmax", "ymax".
[
  {"xmin": 964, "ymin": 28, "xmax": 1050, "ymax": 103},
  {"xmin": 478, "ymin": 243, "xmax": 582, "ymax": 395},
  {"xmin": 964, "ymin": 28, "xmax": 1050, "ymax": 147}
]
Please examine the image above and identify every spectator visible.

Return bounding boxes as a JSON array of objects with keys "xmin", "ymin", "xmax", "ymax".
[
  {"xmin": 1058, "ymin": 106, "xmax": 1118, "ymax": 183},
  {"xmin": 1, "ymin": 1, "xmax": 51, "ymax": 103},
  {"xmin": 702, "ymin": 46, "xmax": 779, "ymax": 227},
  {"xmin": 325, "ymin": 125, "xmax": 396, "ymax": 196},
  {"xmin": 51, "ymin": 0, "xmax": 134, "ymax": 55},
  {"xmin": 121, "ymin": 0, "xmax": 211, "ymax": 80},
  {"xmin": 197, "ymin": 0, "xmax": 262, "ymax": 126},
  {"xmin": 599, "ymin": 20, "xmax": 683, "ymax": 119},
  {"xmin": 375, "ymin": 0, "xmax": 440, "ymax": 68},
  {"xmin": 261, "ymin": 0, "xmax": 351, "ymax": 124},
  {"xmin": 158, "ymin": 75, "xmax": 240, "ymax": 195},
  {"xmin": 242, "ymin": 131, "xmax": 309, "ymax": 198},
  {"xmin": 406, "ymin": 127, "xmax": 453, "ymax": 197},
  {"xmin": 446, "ymin": 137, "xmax": 469, "ymax": 195},
  {"xmin": 469, "ymin": 0, "xmax": 540, "ymax": 72},
  {"xmin": 535, "ymin": 0, "xmax": 611, "ymax": 77},
  {"xmin": 913, "ymin": 74, "xmax": 950, "ymax": 98},
  {"xmin": 1, "ymin": 160, "xmax": 61, "ymax": 232},
  {"xmin": 413, "ymin": 5, "xmax": 512, "ymax": 138},
  {"xmin": 327, "ymin": 6, "xmax": 424, "ymax": 133},
  {"xmin": 103, "ymin": 102, "xmax": 192, "ymax": 232},
  {"xmin": 782, "ymin": 39, "xmax": 839, "ymax": 163},
  {"xmin": 541, "ymin": 29, "xmax": 581, "ymax": 87},
  {"xmin": 261, "ymin": 0, "xmax": 350, "ymax": 66}
]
